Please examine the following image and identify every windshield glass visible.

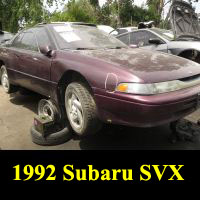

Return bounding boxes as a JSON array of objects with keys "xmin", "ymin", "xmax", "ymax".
[
  {"xmin": 151, "ymin": 28, "xmax": 175, "ymax": 41},
  {"xmin": 51, "ymin": 24, "xmax": 127, "ymax": 50},
  {"xmin": 0, "ymin": 33, "xmax": 14, "ymax": 43}
]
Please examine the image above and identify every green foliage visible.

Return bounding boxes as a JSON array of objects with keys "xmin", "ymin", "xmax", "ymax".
[
  {"xmin": 50, "ymin": 0, "xmax": 163, "ymax": 28},
  {"xmin": 51, "ymin": 0, "xmax": 97, "ymax": 23},
  {"xmin": 0, "ymin": 0, "xmax": 63, "ymax": 33}
]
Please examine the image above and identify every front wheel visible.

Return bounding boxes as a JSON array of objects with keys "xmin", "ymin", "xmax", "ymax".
[{"xmin": 65, "ymin": 82, "xmax": 102, "ymax": 137}]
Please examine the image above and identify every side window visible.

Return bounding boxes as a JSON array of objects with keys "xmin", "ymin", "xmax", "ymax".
[
  {"xmin": 130, "ymin": 32, "xmax": 140, "ymax": 45},
  {"xmin": 142, "ymin": 31, "xmax": 161, "ymax": 46},
  {"xmin": 130, "ymin": 31, "xmax": 162, "ymax": 47},
  {"xmin": 12, "ymin": 33, "xmax": 24, "ymax": 48},
  {"xmin": 117, "ymin": 34, "xmax": 129, "ymax": 45},
  {"xmin": 20, "ymin": 32, "xmax": 38, "ymax": 51},
  {"xmin": 34, "ymin": 27, "xmax": 52, "ymax": 48}
]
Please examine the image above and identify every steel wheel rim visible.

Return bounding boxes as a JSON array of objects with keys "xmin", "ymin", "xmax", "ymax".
[
  {"xmin": 38, "ymin": 100, "xmax": 55, "ymax": 121},
  {"xmin": 1, "ymin": 70, "xmax": 9, "ymax": 92},
  {"xmin": 67, "ymin": 92, "xmax": 84, "ymax": 130},
  {"xmin": 42, "ymin": 104, "xmax": 54, "ymax": 120}
]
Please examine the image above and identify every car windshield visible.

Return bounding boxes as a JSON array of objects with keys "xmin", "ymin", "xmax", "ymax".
[
  {"xmin": 0, "ymin": 32, "xmax": 14, "ymax": 43},
  {"xmin": 151, "ymin": 28, "xmax": 175, "ymax": 41},
  {"xmin": 51, "ymin": 24, "xmax": 128, "ymax": 50}
]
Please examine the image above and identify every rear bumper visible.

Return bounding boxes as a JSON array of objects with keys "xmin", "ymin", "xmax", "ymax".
[{"xmin": 94, "ymin": 86, "xmax": 200, "ymax": 127}]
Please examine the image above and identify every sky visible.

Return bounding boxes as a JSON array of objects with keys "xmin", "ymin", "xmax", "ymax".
[{"xmin": 46, "ymin": 0, "xmax": 200, "ymax": 15}]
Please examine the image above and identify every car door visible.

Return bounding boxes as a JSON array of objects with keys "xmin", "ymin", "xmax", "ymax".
[
  {"xmin": 13, "ymin": 29, "xmax": 52, "ymax": 96},
  {"xmin": 1, "ymin": 33, "xmax": 24, "ymax": 84},
  {"xmin": 130, "ymin": 30, "xmax": 168, "ymax": 53}
]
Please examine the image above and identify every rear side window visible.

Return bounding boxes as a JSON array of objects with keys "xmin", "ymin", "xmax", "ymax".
[
  {"xmin": 130, "ymin": 31, "xmax": 146, "ymax": 46},
  {"xmin": 130, "ymin": 31, "xmax": 162, "ymax": 46},
  {"xmin": 117, "ymin": 34, "xmax": 129, "ymax": 45},
  {"xmin": 20, "ymin": 32, "xmax": 38, "ymax": 51}
]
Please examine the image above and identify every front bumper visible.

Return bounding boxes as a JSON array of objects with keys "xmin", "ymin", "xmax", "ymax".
[{"xmin": 94, "ymin": 85, "xmax": 200, "ymax": 128}]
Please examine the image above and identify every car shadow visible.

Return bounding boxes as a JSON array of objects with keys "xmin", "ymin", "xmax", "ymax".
[
  {"xmin": 78, "ymin": 124, "xmax": 200, "ymax": 150},
  {"xmin": 9, "ymin": 92, "xmax": 42, "ymax": 114}
]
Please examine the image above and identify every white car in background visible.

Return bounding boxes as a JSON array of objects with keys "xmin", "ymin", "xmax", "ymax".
[
  {"xmin": 98, "ymin": 25, "xmax": 138, "ymax": 36},
  {"xmin": 97, "ymin": 25, "xmax": 115, "ymax": 34},
  {"xmin": 110, "ymin": 26, "xmax": 138, "ymax": 36}
]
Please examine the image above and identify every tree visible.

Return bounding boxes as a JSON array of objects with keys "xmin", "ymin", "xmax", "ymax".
[
  {"xmin": 89, "ymin": 0, "xmax": 99, "ymax": 7},
  {"xmin": 51, "ymin": 0, "xmax": 98, "ymax": 24},
  {"xmin": 0, "ymin": 0, "xmax": 64, "ymax": 33}
]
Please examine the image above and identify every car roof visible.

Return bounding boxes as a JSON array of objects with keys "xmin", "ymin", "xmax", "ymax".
[
  {"xmin": 37, "ymin": 22, "xmax": 97, "ymax": 27},
  {"xmin": 116, "ymin": 28, "xmax": 148, "ymax": 37},
  {"xmin": 117, "ymin": 27, "xmax": 138, "ymax": 31},
  {"xmin": 116, "ymin": 27, "xmax": 169, "ymax": 37}
]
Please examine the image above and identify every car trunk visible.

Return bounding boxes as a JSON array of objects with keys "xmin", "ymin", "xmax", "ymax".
[{"xmin": 170, "ymin": 0, "xmax": 200, "ymax": 39}]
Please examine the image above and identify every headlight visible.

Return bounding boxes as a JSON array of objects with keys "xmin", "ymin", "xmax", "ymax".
[{"xmin": 116, "ymin": 80, "xmax": 194, "ymax": 95}]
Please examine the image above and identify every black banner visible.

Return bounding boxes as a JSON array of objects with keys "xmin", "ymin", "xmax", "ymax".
[{"xmin": 0, "ymin": 150, "xmax": 199, "ymax": 187}]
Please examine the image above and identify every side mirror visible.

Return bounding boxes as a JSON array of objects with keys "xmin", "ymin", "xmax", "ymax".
[
  {"xmin": 40, "ymin": 45, "xmax": 52, "ymax": 57},
  {"xmin": 149, "ymin": 38, "xmax": 163, "ymax": 45},
  {"xmin": 129, "ymin": 44, "xmax": 138, "ymax": 48}
]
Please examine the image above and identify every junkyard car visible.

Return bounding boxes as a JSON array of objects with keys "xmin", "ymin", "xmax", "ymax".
[
  {"xmin": 0, "ymin": 30, "xmax": 14, "ymax": 44},
  {"xmin": 117, "ymin": 0, "xmax": 200, "ymax": 64},
  {"xmin": 1, "ymin": 22, "xmax": 200, "ymax": 136},
  {"xmin": 110, "ymin": 26, "xmax": 138, "ymax": 36}
]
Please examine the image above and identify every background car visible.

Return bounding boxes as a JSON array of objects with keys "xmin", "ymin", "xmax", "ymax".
[
  {"xmin": 1, "ymin": 22, "xmax": 200, "ymax": 137},
  {"xmin": 117, "ymin": 1, "xmax": 200, "ymax": 64},
  {"xmin": 97, "ymin": 25, "xmax": 115, "ymax": 34},
  {"xmin": 0, "ymin": 30, "xmax": 14, "ymax": 44},
  {"xmin": 110, "ymin": 26, "xmax": 138, "ymax": 36}
]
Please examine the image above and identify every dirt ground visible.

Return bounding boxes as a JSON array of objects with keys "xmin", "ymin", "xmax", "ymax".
[{"xmin": 1, "ymin": 86, "xmax": 200, "ymax": 150}]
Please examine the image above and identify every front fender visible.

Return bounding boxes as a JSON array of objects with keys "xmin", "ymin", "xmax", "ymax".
[{"xmin": 168, "ymin": 41, "xmax": 200, "ymax": 56}]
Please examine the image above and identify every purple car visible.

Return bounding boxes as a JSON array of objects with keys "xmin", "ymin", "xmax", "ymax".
[{"xmin": 1, "ymin": 22, "xmax": 200, "ymax": 136}]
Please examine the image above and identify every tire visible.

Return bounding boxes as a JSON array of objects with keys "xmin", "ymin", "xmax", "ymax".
[
  {"xmin": 65, "ymin": 82, "xmax": 102, "ymax": 137},
  {"xmin": 0, "ymin": 65, "xmax": 18, "ymax": 93},
  {"xmin": 31, "ymin": 126, "xmax": 72, "ymax": 146}
]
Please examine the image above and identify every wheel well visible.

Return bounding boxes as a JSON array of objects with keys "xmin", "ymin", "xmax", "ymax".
[
  {"xmin": 178, "ymin": 50, "xmax": 200, "ymax": 63},
  {"xmin": 179, "ymin": 50, "xmax": 193, "ymax": 58},
  {"xmin": 57, "ymin": 70, "xmax": 93, "ymax": 105}
]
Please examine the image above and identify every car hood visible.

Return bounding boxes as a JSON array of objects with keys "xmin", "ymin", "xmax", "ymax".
[
  {"xmin": 75, "ymin": 48, "xmax": 200, "ymax": 83},
  {"xmin": 169, "ymin": 0, "xmax": 200, "ymax": 39}
]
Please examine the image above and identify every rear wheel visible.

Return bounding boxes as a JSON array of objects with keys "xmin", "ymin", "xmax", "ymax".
[
  {"xmin": 0, "ymin": 65, "xmax": 18, "ymax": 93},
  {"xmin": 65, "ymin": 82, "xmax": 102, "ymax": 137}
]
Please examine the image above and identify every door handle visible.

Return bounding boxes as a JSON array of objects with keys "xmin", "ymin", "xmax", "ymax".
[{"xmin": 33, "ymin": 57, "xmax": 39, "ymax": 61}]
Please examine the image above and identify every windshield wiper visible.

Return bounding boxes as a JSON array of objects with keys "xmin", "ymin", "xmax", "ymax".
[
  {"xmin": 76, "ymin": 47, "xmax": 96, "ymax": 50},
  {"xmin": 106, "ymin": 46, "xmax": 126, "ymax": 49}
]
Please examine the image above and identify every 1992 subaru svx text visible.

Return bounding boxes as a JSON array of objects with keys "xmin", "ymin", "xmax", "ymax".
[{"xmin": 1, "ymin": 22, "xmax": 200, "ymax": 136}]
